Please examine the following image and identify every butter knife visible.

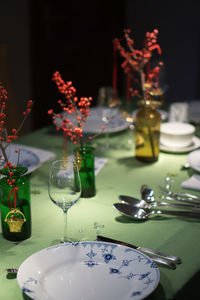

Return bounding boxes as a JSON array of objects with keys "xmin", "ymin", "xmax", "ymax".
[{"xmin": 97, "ymin": 235, "xmax": 181, "ymax": 264}]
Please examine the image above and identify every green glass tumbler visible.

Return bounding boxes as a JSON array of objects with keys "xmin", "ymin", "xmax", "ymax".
[
  {"xmin": 0, "ymin": 166, "xmax": 31, "ymax": 241},
  {"xmin": 74, "ymin": 146, "xmax": 96, "ymax": 198}
]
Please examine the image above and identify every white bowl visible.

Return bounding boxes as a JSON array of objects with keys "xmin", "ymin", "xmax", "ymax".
[{"xmin": 160, "ymin": 122, "xmax": 195, "ymax": 148}]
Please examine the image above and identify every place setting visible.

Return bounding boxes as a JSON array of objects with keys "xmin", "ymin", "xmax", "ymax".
[{"xmin": 159, "ymin": 101, "xmax": 200, "ymax": 153}]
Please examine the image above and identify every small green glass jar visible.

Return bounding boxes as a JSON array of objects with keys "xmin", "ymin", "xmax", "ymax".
[
  {"xmin": 74, "ymin": 146, "xmax": 96, "ymax": 198},
  {"xmin": 0, "ymin": 166, "xmax": 31, "ymax": 241}
]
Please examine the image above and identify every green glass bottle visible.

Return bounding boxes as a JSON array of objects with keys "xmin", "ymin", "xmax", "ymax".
[
  {"xmin": 0, "ymin": 166, "xmax": 31, "ymax": 241},
  {"xmin": 74, "ymin": 146, "xmax": 96, "ymax": 198}
]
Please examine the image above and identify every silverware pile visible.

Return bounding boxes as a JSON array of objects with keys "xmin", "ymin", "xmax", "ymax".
[
  {"xmin": 114, "ymin": 185, "xmax": 200, "ymax": 221},
  {"xmin": 110, "ymin": 186, "xmax": 200, "ymax": 269}
]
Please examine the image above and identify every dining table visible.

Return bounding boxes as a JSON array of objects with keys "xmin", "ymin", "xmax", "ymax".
[{"xmin": 0, "ymin": 122, "xmax": 200, "ymax": 300}]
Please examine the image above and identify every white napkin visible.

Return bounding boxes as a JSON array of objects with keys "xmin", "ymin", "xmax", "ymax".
[
  {"xmin": 169, "ymin": 102, "xmax": 189, "ymax": 122},
  {"xmin": 189, "ymin": 100, "xmax": 200, "ymax": 123},
  {"xmin": 94, "ymin": 157, "xmax": 108, "ymax": 176},
  {"xmin": 69, "ymin": 155, "xmax": 108, "ymax": 176},
  {"xmin": 181, "ymin": 174, "xmax": 200, "ymax": 191}
]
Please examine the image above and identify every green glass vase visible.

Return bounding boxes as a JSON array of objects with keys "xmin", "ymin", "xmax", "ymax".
[
  {"xmin": 74, "ymin": 146, "xmax": 96, "ymax": 198},
  {"xmin": 0, "ymin": 166, "xmax": 31, "ymax": 241}
]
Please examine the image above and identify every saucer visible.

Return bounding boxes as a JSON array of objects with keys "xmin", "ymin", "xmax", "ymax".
[{"xmin": 160, "ymin": 136, "xmax": 200, "ymax": 153}]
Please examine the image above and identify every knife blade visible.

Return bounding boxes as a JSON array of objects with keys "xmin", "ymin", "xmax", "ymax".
[
  {"xmin": 97, "ymin": 235, "xmax": 177, "ymax": 270},
  {"xmin": 97, "ymin": 235, "xmax": 181, "ymax": 264}
]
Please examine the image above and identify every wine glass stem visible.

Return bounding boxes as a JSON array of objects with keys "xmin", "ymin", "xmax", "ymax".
[{"xmin": 63, "ymin": 209, "xmax": 69, "ymax": 243}]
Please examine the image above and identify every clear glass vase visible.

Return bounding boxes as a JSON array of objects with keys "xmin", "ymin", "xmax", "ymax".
[
  {"xmin": 0, "ymin": 166, "xmax": 31, "ymax": 241},
  {"xmin": 74, "ymin": 146, "xmax": 96, "ymax": 198},
  {"xmin": 135, "ymin": 100, "xmax": 161, "ymax": 162}
]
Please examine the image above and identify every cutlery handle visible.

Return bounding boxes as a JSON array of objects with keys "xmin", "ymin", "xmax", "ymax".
[
  {"xmin": 148, "ymin": 255, "xmax": 176, "ymax": 270},
  {"xmin": 159, "ymin": 195, "xmax": 200, "ymax": 206},
  {"xmin": 175, "ymin": 192, "xmax": 200, "ymax": 201},
  {"xmin": 156, "ymin": 201, "xmax": 200, "ymax": 210},
  {"xmin": 138, "ymin": 246, "xmax": 181, "ymax": 263},
  {"xmin": 172, "ymin": 195, "xmax": 200, "ymax": 204},
  {"xmin": 158, "ymin": 186, "xmax": 200, "ymax": 202},
  {"xmin": 154, "ymin": 209, "xmax": 200, "ymax": 219}
]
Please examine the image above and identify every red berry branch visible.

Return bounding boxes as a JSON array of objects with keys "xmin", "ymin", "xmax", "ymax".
[
  {"xmin": 0, "ymin": 82, "xmax": 33, "ymax": 185},
  {"xmin": 48, "ymin": 71, "xmax": 104, "ymax": 148},
  {"xmin": 114, "ymin": 29, "xmax": 163, "ymax": 102}
]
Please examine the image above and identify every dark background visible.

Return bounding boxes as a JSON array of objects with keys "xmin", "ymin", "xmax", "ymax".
[
  {"xmin": 0, "ymin": 0, "xmax": 200, "ymax": 132},
  {"xmin": 30, "ymin": 0, "xmax": 125, "ymax": 129}
]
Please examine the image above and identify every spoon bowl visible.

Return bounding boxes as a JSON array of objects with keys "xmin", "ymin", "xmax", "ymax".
[
  {"xmin": 119, "ymin": 195, "xmax": 150, "ymax": 208},
  {"xmin": 140, "ymin": 185, "xmax": 155, "ymax": 202},
  {"xmin": 114, "ymin": 203, "xmax": 148, "ymax": 220}
]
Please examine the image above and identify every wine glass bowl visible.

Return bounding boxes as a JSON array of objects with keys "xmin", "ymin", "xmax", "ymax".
[{"xmin": 48, "ymin": 160, "xmax": 81, "ymax": 243}]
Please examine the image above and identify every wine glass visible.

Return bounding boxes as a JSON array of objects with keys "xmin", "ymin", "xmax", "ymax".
[{"xmin": 48, "ymin": 159, "xmax": 81, "ymax": 243}]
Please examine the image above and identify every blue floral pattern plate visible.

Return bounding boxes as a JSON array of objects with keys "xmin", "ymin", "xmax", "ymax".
[
  {"xmin": 17, "ymin": 241, "xmax": 160, "ymax": 300},
  {"xmin": 55, "ymin": 107, "xmax": 130, "ymax": 134},
  {"xmin": 0, "ymin": 145, "xmax": 40, "ymax": 174}
]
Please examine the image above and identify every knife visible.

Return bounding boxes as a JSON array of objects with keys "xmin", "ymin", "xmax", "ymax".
[{"xmin": 97, "ymin": 235, "xmax": 181, "ymax": 264}]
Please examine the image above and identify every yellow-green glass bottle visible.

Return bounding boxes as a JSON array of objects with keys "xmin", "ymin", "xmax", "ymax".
[{"xmin": 135, "ymin": 101, "xmax": 161, "ymax": 162}]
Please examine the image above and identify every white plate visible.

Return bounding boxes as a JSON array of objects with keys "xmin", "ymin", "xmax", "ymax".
[
  {"xmin": 17, "ymin": 241, "xmax": 160, "ymax": 300},
  {"xmin": 0, "ymin": 145, "xmax": 40, "ymax": 174},
  {"xmin": 187, "ymin": 149, "xmax": 200, "ymax": 172},
  {"xmin": 160, "ymin": 136, "xmax": 200, "ymax": 153},
  {"xmin": 55, "ymin": 107, "xmax": 129, "ymax": 134}
]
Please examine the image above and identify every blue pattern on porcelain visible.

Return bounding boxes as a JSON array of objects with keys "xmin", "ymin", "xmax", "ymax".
[{"xmin": 18, "ymin": 241, "xmax": 160, "ymax": 300}]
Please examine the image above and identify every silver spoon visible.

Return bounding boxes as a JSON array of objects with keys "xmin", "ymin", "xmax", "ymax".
[
  {"xmin": 113, "ymin": 203, "xmax": 200, "ymax": 220},
  {"xmin": 119, "ymin": 195, "xmax": 200, "ymax": 211},
  {"xmin": 141, "ymin": 185, "xmax": 200, "ymax": 205}
]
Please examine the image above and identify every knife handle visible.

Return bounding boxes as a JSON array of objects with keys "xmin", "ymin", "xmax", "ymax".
[
  {"xmin": 148, "ymin": 255, "xmax": 176, "ymax": 270},
  {"xmin": 138, "ymin": 246, "xmax": 181, "ymax": 264}
]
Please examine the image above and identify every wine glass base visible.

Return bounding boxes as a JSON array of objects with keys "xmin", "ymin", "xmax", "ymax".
[{"xmin": 61, "ymin": 236, "xmax": 80, "ymax": 243}]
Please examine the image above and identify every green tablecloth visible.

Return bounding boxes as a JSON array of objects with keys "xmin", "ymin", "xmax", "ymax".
[{"xmin": 0, "ymin": 127, "xmax": 200, "ymax": 300}]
